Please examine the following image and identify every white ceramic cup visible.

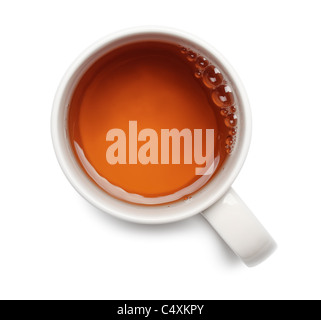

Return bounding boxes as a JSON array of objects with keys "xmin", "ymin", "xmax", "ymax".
[{"xmin": 51, "ymin": 27, "xmax": 277, "ymax": 267}]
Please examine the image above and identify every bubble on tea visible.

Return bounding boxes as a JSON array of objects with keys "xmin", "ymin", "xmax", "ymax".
[
  {"xmin": 230, "ymin": 106, "xmax": 236, "ymax": 113},
  {"xmin": 229, "ymin": 128, "xmax": 237, "ymax": 136},
  {"xmin": 180, "ymin": 47, "xmax": 187, "ymax": 55},
  {"xmin": 211, "ymin": 85, "xmax": 235, "ymax": 108},
  {"xmin": 225, "ymin": 114, "xmax": 238, "ymax": 128},
  {"xmin": 226, "ymin": 136, "xmax": 234, "ymax": 146},
  {"xmin": 220, "ymin": 108, "xmax": 229, "ymax": 117},
  {"xmin": 186, "ymin": 50, "xmax": 197, "ymax": 62},
  {"xmin": 195, "ymin": 56, "xmax": 209, "ymax": 69},
  {"xmin": 194, "ymin": 69, "xmax": 203, "ymax": 79},
  {"xmin": 202, "ymin": 66, "xmax": 224, "ymax": 88},
  {"xmin": 225, "ymin": 145, "xmax": 232, "ymax": 154}
]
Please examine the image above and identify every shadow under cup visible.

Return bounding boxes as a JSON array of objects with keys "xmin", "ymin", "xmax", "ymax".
[{"xmin": 52, "ymin": 29, "xmax": 251, "ymax": 224}]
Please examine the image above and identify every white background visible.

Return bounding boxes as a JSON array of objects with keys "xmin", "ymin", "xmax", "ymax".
[{"xmin": 0, "ymin": 0, "xmax": 320, "ymax": 300}]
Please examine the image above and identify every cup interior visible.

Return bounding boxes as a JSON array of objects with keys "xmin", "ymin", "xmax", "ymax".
[{"xmin": 51, "ymin": 27, "xmax": 251, "ymax": 224}]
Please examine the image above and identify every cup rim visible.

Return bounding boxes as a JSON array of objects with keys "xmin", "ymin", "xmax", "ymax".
[{"xmin": 51, "ymin": 26, "xmax": 252, "ymax": 224}]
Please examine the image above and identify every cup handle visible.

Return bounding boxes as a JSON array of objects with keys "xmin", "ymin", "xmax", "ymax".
[{"xmin": 201, "ymin": 188, "xmax": 277, "ymax": 267}]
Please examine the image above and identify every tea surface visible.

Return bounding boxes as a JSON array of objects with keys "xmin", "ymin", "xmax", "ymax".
[{"xmin": 68, "ymin": 41, "xmax": 237, "ymax": 204}]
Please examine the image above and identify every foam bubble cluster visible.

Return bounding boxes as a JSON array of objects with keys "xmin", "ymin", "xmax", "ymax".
[{"xmin": 179, "ymin": 45, "xmax": 238, "ymax": 153}]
